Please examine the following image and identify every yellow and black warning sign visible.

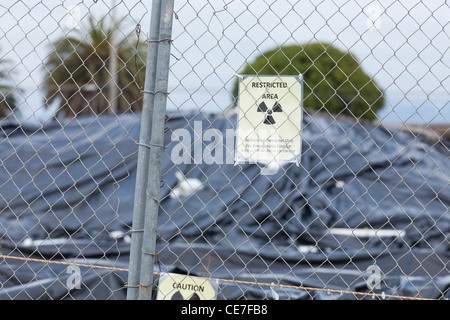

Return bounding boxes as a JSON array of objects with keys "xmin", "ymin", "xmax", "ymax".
[{"xmin": 156, "ymin": 273, "xmax": 218, "ymax": 300}]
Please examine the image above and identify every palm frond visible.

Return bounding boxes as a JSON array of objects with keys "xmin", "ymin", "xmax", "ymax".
[
  {"xmin": 0, "ymin": 48, "xmax": 19, "ymax": 118},
  {"xmin": 43, "ymin": 14, "xmax": 147, "ymax": 117}
]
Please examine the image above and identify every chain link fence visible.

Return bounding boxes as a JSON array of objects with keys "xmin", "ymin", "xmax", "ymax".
[{"xmin": 0, "ymin": 0, "xmax": 448, "ymax": 300}]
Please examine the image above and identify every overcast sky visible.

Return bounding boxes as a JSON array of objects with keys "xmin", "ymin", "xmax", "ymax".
[{"xmin": 0, "ymin": 0, "xmax": 448, "ymax": 123}]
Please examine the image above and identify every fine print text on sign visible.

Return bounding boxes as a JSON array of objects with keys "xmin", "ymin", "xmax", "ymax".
[{"xmin": 236, "ymin": 75, "xmax": 303, "ymax": 164}]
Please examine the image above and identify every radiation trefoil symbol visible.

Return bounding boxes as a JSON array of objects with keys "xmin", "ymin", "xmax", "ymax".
[
  {"xmin": 257, "ymin": 101, "xmax": 282, "ymax": 125},
  {"xmin": 171, "ymin": 291, "xmax": 201, "ymax": 300}
]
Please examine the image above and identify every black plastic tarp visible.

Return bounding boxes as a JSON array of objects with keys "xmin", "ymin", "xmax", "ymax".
[{"xmin": 0, "ymin": 112, "xmax": 448, "ymax": 299}]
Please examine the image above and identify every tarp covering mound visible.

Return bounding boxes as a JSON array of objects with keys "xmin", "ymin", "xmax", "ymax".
[{"xmin": 0, "ymin": 112, "xmax": 448, "ymax": 300}]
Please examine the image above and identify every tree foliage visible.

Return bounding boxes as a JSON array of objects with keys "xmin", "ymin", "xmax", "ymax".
[
  {"xmin": 0, "ymin": 51, "xmax": 18, "ymax": 118},
  {"xmin": 43, "ymin": 15, "xmax": 147, "ymax": 117},
  {"xmin": 233, "ymin": 43, "xmax": 384, "ymax": 121}
]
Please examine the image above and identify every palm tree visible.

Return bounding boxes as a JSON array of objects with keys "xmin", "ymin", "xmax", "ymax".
[
  {"xmin": 0, "ymin": 86, "xmax": 17, "ymax": 119},
  {"xmin": 0, "ymin": 51, "xmax": 19, "ymax": 118},
  {"xmin": 43, "ymin": 15, "xmax": 147, "ymax": 117}
]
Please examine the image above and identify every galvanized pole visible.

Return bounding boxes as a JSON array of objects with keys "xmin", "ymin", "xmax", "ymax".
[
  {"xmin": 126, "ymin": 0, "xmax": 162, "ymax": 300},
  {"xmin": 138, "ymin": 0, "xmax": 175, "ymax": 300},
  {"xmin": 108, "ymin": 0, "xmax": 118, "ymax": 114}
]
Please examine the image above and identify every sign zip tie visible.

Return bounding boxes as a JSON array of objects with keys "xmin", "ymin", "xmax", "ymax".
[
  {"xmin": 141, "ymin": 90, "xmax": 170, "ymax": 95},
  {"xmin": 136, "ymin": 142, "xmax": 166, "ymax": 149}
]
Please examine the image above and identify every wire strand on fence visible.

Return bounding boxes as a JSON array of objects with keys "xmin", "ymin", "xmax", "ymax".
[{"xmin": 0, "ymin": 253, "xmax": 435, "ymax": 301}]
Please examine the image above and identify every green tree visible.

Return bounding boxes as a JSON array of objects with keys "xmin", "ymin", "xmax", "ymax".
[
  {"xmin": 233, "ymin": 42, "xmax": 384, "ymax": 121},
  {"xmin": 43, "ymin": 15, "xmax": 147, "ymax": 118}
]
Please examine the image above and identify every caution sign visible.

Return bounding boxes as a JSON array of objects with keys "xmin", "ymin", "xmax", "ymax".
[
  {"xmin": 156, "ymin": 273, "xmax": 218, "ymax": 300},
  {"xmin": 236, "ymin": 75, "xmax": 303, "ymax": 163}
]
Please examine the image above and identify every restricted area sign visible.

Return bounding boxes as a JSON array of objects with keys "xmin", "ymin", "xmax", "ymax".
[
  {"xmin": 156, "ymin": 273, "xmax": 218, "ymax": 300},
  {"xmin": 236, "ymin": 75, "xmax": 303, "ymax": 163}
]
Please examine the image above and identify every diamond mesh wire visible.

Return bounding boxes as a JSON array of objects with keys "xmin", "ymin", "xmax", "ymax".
[{"xmin": 0, "ymin": 0, "xmax": 448, "ymax": 300}]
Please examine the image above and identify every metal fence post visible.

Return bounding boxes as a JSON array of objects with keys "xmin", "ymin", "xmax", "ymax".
[
  {"xmin": 138, "ymin": 0, "xmax": 175, "ymax": 300},
  {"xmin": 126, "ymin": 0, "xmax": 162, "ymax": 300}
]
